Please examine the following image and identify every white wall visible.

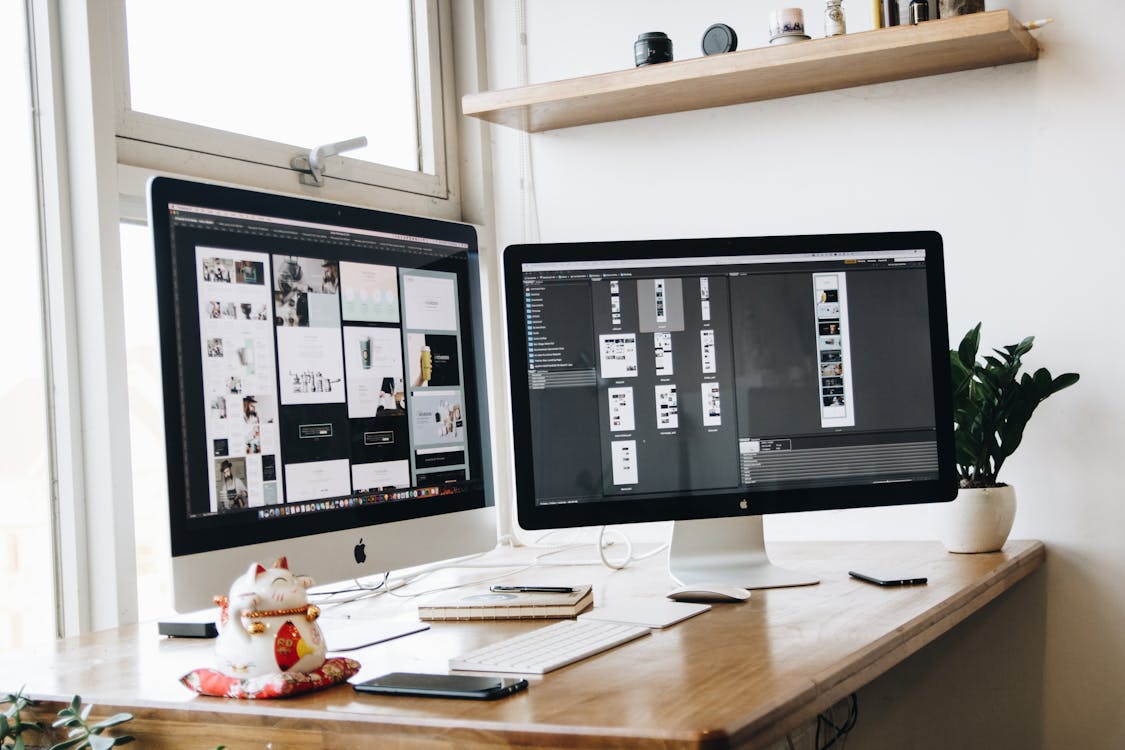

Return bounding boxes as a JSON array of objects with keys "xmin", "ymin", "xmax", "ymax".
[{"xmin": 483, "ymin": 1, "xmax": 1124, "ymax": 746}]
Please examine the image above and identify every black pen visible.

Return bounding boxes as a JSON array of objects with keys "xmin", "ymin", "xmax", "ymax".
[{"xmin": 489, "ymin": 585, "xmax": 576, "ymax": 593}]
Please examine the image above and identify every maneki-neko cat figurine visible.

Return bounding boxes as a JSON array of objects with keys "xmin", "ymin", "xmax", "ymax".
[{"xmin": 213, "ymin": 556, "xmax": 327, "ymax": 678}]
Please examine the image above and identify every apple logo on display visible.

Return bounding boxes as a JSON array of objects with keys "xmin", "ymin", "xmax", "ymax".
[
  {"xmin": 353, "ymin": 538, "xmax": 366, "ymax": 564},
  {"xmin": 739, "ymin": 499, "xmax": 749, "ymax": 511}
]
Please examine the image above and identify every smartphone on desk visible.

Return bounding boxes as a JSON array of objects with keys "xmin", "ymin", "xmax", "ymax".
[
  {"xmin": 354, "ymin": 672, "xmax": 528, "ymax": 700},
  {"xmin": 849, "ymin": 569, "xmax": 928, "ymax": 587}
]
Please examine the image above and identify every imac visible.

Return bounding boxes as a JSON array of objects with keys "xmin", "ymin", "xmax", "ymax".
[
  {"xmin": 504, "ymin": 232, "xmax": 956, "ymax": 589},
  {"xmin": 149, "ymin": 177, "xmax": 496, "ymax": 613}
]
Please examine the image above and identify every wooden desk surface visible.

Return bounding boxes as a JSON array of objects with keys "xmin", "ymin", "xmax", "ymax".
[{"xmin": 3, "ymin": 540, "xmax": 1043, "ymax": 750}]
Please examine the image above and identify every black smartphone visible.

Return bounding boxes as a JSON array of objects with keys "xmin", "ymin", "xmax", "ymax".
[
  {"xmin": 353, "ymin": 672, "xmax": 528, "ymax": 700},
  {"xmin": 849, "ymin": 570, "xmax": 928, "ymax": 587}
]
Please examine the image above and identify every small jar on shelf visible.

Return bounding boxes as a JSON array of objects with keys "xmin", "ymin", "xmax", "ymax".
[{"xmin": 825, "ymin": 0, "xmax": 847, "ymax": 36}]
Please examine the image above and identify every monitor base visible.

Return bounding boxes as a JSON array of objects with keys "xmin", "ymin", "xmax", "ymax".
[{"xmin": 668, "ymin": 516, "xmax": 819, "ymax": 590}]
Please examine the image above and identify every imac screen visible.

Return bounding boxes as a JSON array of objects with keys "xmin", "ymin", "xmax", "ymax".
[{"xmin": 150, "ymin": 178, "xmax": 492, "ymax": 569}]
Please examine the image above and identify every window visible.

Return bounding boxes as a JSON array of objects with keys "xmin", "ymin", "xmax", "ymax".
[
  {"xmin": 26, "ymin": 1, "xmax": 487, "ymax": 633},
  {"xmin": 120, "ymin": 222, "xmax": 173, "ymax": 620},
  {"xmin": 111, "ymin": 0, "xmax": 474, "ymax": 618},
  {"xmin": 0, "ymin": 0, "xmax": 56, "ymax": 647},
  {"xmin": 114, "ymin": 0, "xmax": 457, "ymax": 211}
]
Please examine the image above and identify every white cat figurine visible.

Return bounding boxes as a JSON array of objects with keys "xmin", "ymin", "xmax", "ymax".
[{"xmin": 213, "ymin": 556, "xmax": 327, "ymax": 678}]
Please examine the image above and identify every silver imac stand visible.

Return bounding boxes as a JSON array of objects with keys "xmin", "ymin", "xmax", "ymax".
[{"xmin": 668, "ymin": 516, "xmax": 819, "ymax": 590}]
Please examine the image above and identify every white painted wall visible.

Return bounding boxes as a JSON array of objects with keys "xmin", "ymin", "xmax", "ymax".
[{"xmin": 482, "ymin": 1, "xmax": 1124, "ymax": 746}]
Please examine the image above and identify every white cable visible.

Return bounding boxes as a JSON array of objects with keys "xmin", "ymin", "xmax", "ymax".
[
  {"xmin": 319, "ymin": 527, "xmax": 672, "ymax": 605},
  {"xmin": 308, "ymin": 547, "xmax": 537, "ymax": 606},
  {"xmin": 630, "ymin": 542, "xmax": 671, "ymax": 562},
  {"xmin": 523, "ymin": 528, "xmax": 592, "ymax": 549},
  {"xmin": 382, "ymin": 563, "xmax": 538, "ymax": 600},
  {"xmin": 525, "ymin": 531, "xmax": 669, "ymax": 569},
  {"xmin": 597, "ymin": 526, "xmax": 633, "ymax": 570}
]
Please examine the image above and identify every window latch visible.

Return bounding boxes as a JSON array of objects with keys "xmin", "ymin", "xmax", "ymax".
[{"xmin": 290, "ymin": 136, "xmax": 368, "ymax": 187}]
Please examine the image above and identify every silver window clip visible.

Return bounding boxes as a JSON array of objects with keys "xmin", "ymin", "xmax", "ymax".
[{"xmin": 291, "ymin": 136, "xmax": 368, "ymax": 187}]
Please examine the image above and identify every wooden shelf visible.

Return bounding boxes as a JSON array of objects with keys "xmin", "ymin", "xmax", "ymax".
[{"xmin": 462, "ymin": 10, "xmax": 1038, "ymax": 132}]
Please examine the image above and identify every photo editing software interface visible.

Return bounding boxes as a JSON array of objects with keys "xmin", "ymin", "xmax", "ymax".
[
  {"xmin": 520, "ymin": 248, "xmax": 940, "ymax": 506},
  {"xmin": 164, "ymin": 201, "xmax": 481, "ymax": 528}
]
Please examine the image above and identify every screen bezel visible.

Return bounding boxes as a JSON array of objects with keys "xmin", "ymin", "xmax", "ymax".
[
  {"xmin": 150, "ymin": 177, "xmax": 493, "ymax": 558},
  {"xmin": 504, "ymin": 231, "xmax": 956, "ymax": 531}
]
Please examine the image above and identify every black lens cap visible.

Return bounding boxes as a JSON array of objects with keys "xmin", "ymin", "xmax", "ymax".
[{"xmin": 702, "ymin": 23, "xmax": 738, "ymax": 55}]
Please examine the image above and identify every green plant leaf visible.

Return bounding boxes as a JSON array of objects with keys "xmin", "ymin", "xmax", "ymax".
[
  {"xmin": 950, "ymin": 352, "xmax": 972, "ymax": 396},
  {"xmin": 1001, "ymin": 337, "xmax": 1034, "ymax": 361},
  {"xmin": 1052, "ymin": 372, "xmax": 1080, "ymax": 393},
  {"xmin": 998, "ymin": 416, "xmax": 1028, "ymax": 460},
  {"xmin": 89, "ymin": 734, "xmax": 116, "ymax": 750},
  {"xmin": 1033, "ymin": 367, "xmax": 1052, "ymax": 392},
  {"xmin": 90, "ymin": 713, "xmax": 133, "ymax": 732},
  {"xmin": 47, "ymin": 736, "xmax": 86, "ymax": 750},
  {"xmin": 957, "ymin": 323, "xmax": 981, "ymax": 369},
  {"xmin": 80, "ymin": 703, "xmax": 92, "ymax": 722},
  {"xmin": 70, "ymin": 696, "xmax": 81, "ymax": 714}
]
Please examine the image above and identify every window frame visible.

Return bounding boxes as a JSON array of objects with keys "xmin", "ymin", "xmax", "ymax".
[
  {"xmin": 30, "ymin": 0, "xmax": 140, "ymax": 636},
  {"xmin": 108, "ymin": 0, "xmax": 462, "ymax": 218}
]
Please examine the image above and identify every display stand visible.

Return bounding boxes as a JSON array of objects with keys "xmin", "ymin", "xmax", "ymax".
[{"xmin": 669, "ymin": 516, "xmax": 819, "ymax": 589}]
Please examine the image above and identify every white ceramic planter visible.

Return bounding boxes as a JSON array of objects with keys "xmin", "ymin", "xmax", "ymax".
[{"xmin": 940, "ymin": 485, "xmax": 1016, "ymax": 553}]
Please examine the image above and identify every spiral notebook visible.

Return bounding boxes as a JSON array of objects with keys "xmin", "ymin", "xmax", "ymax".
[{"xmin": 417, "ymin": 584, "xmax": 594, "ymax": 621}]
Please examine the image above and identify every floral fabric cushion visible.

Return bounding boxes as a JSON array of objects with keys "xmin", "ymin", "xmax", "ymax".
[{"xmin": 181, "ymin": 656, "xmax": 360, "ymax": 699}]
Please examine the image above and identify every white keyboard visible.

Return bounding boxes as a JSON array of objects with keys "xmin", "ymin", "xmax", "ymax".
[{"xmin": 449, "ymin": 619, "xmax": 650, "ymax": 675}]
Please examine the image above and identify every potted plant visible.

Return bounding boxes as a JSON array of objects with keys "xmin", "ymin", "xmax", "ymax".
[{"xmin": 942, "ymin": 323, "xmax": 1079, "ymax": 552}]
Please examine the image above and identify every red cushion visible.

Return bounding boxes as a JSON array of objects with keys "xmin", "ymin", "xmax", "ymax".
[{"xmin": 181, "ymin": 657, "xmax": 360, "ymax": 699}]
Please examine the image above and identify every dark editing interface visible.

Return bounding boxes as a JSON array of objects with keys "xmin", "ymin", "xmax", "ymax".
[
  {"xmin": 168, "ymin": 203, "xmax": 476, "ymax": 520},
  {"xmin": 521, "ymin": 249, "xmax": 939, "ymax": 506}
]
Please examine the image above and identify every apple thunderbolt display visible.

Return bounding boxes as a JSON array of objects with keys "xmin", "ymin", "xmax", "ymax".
[
  {"xmin": 504, "ymin": 232, "xmax": 956, "ymax": 589},
  {"xmin": 149, "ymin": 178, "xmax": 495, "ymax": 612}
]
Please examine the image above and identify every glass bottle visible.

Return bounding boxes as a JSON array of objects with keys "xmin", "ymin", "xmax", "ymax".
[{"xmin": 825, "ymin": 0, "xmax": 847, "ymax": 36}]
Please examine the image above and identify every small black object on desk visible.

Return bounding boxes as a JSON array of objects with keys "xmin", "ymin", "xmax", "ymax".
[
  {"xmin": 848, "ymin": 570, "xmax": 929, "ymax": 587},
  {"xmin": 158, "ymin": 617, "xmax": 218, "ymax": 638}
]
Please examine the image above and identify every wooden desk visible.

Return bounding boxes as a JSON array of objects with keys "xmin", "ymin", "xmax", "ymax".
[{"xmin": 3, "ymin": 541, "xmax": 1043, "ymax": 749}]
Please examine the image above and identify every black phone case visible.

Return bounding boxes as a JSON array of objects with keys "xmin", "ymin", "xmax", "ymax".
[
  {"xmin": 849, "ymin": 570, "xmax": 928, "ymax": 586},
  {"xmin": 354, "ymin": 674, "xmax": 528, "ymax": 700}
]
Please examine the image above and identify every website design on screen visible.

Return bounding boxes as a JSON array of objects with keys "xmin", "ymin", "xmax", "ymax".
[
  {"xmin": 170, "ymin": 204, "xmax": 473, "ymax": 522},
  {"xmin": 520, "ymin": 250, "xmax": 940, "ymax": 507}
]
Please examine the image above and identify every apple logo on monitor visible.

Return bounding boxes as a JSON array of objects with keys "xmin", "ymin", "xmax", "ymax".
[
  {"xmin": 354, "ymin": 538, "xmax": 366, "ymax": 564},
  {"xmin": 739, "ymin": 499, "xmax": 749, "ymax": 510}
]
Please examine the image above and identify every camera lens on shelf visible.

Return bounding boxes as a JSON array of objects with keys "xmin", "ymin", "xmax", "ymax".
[
  {"xmin": 635, "ymin": 31, "xmax": 673, "ymax": 67},
  {"xmin": 910, "ymin": 0, "xmax": 930, "ymax": 23},
  {"xmin": 702, "ymin": 23, "xmax": 738, "ymax": 55}
]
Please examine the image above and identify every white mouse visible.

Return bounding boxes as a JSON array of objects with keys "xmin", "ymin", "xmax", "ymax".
[{"xmin": 666, "ymin": 582, "xmax": 752, "ymax": 603}]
